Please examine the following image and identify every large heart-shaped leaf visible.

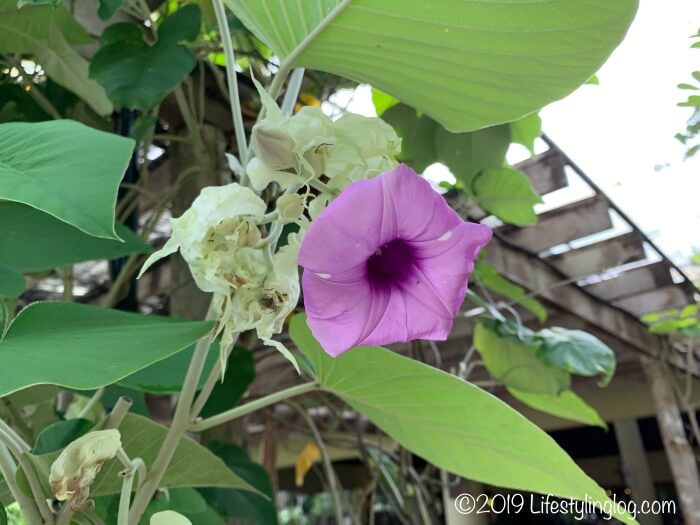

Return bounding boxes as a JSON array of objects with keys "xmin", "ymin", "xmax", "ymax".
[
  {"xmin": 474, "ymin": 321, "xmax": 570, "ymax": 395},
  {"xmin": 0, "ymin": 302, "xmax": 213, "ymax": 397},
  {"xmin": 228, "ymin": 0, "xmax": 637, "ymax": 131},
  {"xmin": 537, "ymin": 327, "xmax": 616, "ymax": 387},
  {"xmin": 289, "ymin": 314, "xmax": 634, "ymax": 524},
  {"xmin": 0, "ymin": 202, "xmax": 149, "ymax": 272},
  {"xmin": 0, "ymin": 0, "xmax": 89, "ymax": 53},
  {"xmin": 35, "ymin": 25, "xmax": 113, "ymax": 116},
  {"xmin": 118, "ymin": 341, "xmax": 221, "ymax": 394},
  {"xmin": 0, "ymin": 263, "xmax": 25, "ymax": 298},
  {"xmin": 473, "ymin": 168, "xmax": 542, "ymax": 226},
  {"xmin": 19, "ymin": 414, "xmax": 259, "ymax": 499},
  {"xmin": 0, "ymin": 120, "xmax": 134, "ymax": 240},
  {"xmin": 508, "ymin": 388, "xmax": 606, "ymax": 429},
  {"xmin": 200, "ymin": 442, "xmax": 278, "ymax": 525},
  {"xmin": 200, "ymin": 347, "xmax": 255, "ymax": 418},
  {"xmin": 90, "ymin": 6, "xmax": 201, "ymax": 110}
]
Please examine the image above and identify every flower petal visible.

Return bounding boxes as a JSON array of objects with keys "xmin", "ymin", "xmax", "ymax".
[
  {"xmin": 298, "ymin": 177, "xmax": 391, "ymax": 274},
  {"xmin": 410, "ymin": 221, "xmax": 493, "ymax": 316},
  {"xmin": 380, "ymin": 164, "xmax": 463, "ymax": 242},
  {"xmin": 303, "ymin": 271, "xmax": 384, "ymax": 356}
]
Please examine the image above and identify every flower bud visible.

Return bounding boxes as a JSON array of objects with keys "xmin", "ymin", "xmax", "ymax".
[
  {"xmin": 49, "ymin": 429, "xmax": 121, "ymax": 510},
  {"xmin": 250, "ymin": 122, "xmax": 295, "ymax": 170},
  {"xmin": 276, "ymin": 194, "xmax": 305, "ymax": 224},
  {"xmin": 151, "ymin": 511, "xmax": 192, "ymax": 525}
]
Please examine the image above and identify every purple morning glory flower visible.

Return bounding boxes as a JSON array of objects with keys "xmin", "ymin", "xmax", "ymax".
[{"xmin": 298, "ymin": 164, "xmax": 492, "ymax": 356}]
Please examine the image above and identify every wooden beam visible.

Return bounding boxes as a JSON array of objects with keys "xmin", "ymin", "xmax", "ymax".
[
  {"xmin": 501, "ymin": 194, "xmax": 612, "ymax": 252},
  {"xmin": 514, "ymin": 148, "xmax": 568, "ymax": 195},
  {"xmin": 614, "ymin": 285, "xmax": 695, "ymax": 317},
  {"xmin": 545, "ymin": 231, "xmax": 646, "ymax": 278},
  {"xmin": 641, "ymin": 356, "xmax": 700, "ymax": 524},
  {"xmin": 584, "ymin": 261, "xmax": 674, "ymax": 301}
]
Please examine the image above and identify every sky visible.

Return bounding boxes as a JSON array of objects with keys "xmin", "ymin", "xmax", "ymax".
[{"xmin": 329, "ymin": 0, "xmax": 699, "ymax": 271}]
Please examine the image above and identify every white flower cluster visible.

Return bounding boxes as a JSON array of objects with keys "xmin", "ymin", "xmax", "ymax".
[
  {"xmin": 246, "ymin": 78, "xmax": 401, "ymax": 217},
  {"xmin": 138, "ymin": 184, "xmax": 300, "ymax": 369},
  {"xmin": 138, "ymin": 80, "xmax": 400, "ymax": 370}
]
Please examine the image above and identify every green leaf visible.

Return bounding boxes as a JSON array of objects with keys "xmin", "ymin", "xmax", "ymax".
[
  {"xmin": 508, "ymin": 388, "xmax": 606, "ymax": 428},
  {"xmin": 32, "ymin": 418, "xmax": 94, "ymax": 454},
  {"xmin": 19, "ymin": 414, "xmax": 260, "ymax": 499},
  {"xmin": 0, "ymin": 302, "xmax": 213, "ymax": 397},
  {"xmin": 0, "ymin": 120, "xmax": 135, "ymax": 240},
  {"xmin": 473, "ymin": 167, "xmax": 542, "ymax": 226},
  {"xmin": 227, "ymin": 0, "xmax": 637, "ymax": 132},
  {"xmin": 90, "ymin": 6, "xmax": 202, "ymax": 110},
  {"xmin": 201, "ymin": 347, "xmax": 255, "ymax": 418},
  {"xmin": 35, "ymin": 25, "xmax": 113, "ymax": 116},
  {"xmin": 97, "ymin": 0, "xmax": 123, "ymax": 20},
  {"xmin": 200, "ymin": 442, "xmax": 278, "ymax": 525},
  {"xmin": 0, "ymin": 502, "xmax": 6, "ymax": 525},
  {"xmin": 472, "ymin": 261, "xmax": 547, "ymax": 322},
  {"xmin": 585, "ymin": 74, "xmax": 600, "ymax": 85},
  {"xmin": 289, "ymin": 314, "xmax": 635, "ymax": 525},
  {"xmin": 0, "ymin": 202, "xmax": 150, "ymax": 273},
  {"xmin": 0, "ymin": 0, "xmax": 89, "ymax": 53},
  {"xmin": 371, "ymin": 88, "xmax": 399, "ymax": 117},
  {"xmin": 0, "ymin": 263, "xmax": 25, "ymax": 298},
  {"xmin": 381, "ymin": 104, "xmax": 438, "ymax": 172},
  {"xmin": 118, "ymin": 341, "xmax": 220, "ymax": 394},
  {"xmin": 474, "ymin": 321, "xmax": 569, "ymax": 395},
  {"xmin": 536, "ymin": 327, "xmax": 616, "ymax": 387},
  {"xmin": 435, "ymin": 124, "xmax": 511, "ymax": 187},
  {"xmin": 510, "ymin": 113, "xmax": 542, "ymax": 155}
]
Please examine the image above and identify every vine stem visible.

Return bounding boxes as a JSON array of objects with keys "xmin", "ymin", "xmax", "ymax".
[
  {"xmin": 0, "ymin": 427, "xmax": 54, "ymax": 524},
  {"xmin": 211, "ymin": 0, "xmax": 249, "ymax": 166},
  {"xmin": 77, "ymin": 387, "xmax": 105, "ymax": 419},
  {"xmin": 189, "ymin": 335, "xmax": 239, "ymax": 419},
  {"xmin": 0, "ymin": 443, "xmax": 43, "ymax": 525},
  {"xmin": 280, "ymin": 68, "xmax": 305, "ymax": 116},
  {"xmin": 189, "ymin": 382, "xmax": 317, "ymax": 432},
  {"xmin": 117, "ymin": 452, "xmax": 144, "ymax": 525},
  {"xmin": 127, "ymin": 328, "xmax": 215, "ymax": 524}
]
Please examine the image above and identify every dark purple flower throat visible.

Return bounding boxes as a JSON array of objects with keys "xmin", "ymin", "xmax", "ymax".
[{"xmin": 366, "ymin": 239, "xmax": 416, "ymax": 289}]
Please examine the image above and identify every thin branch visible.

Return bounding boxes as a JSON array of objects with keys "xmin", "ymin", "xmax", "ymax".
[
  {"xmin": 189, "ymin": 336, "xmax": 239, "ymax": 419},
  {"xmin": 211, "ymin": 0, "xmax": 249, "ymax": 164},
  {"xmin": 128, "ymin": 323, "xmax": 216, "ymax": 525},
  {"xmin": 77, "ymin": 388, "xmax": 105, "ymax": 420},
  {"xmin": 0, "ymin": 426, "xmax": 54, "ymax": 524},
  {"xmin": 280, "ymin": 68, "xmax": 305, "ymax": 116},
  {"xmin": 190, "ymin": 382, "xmax": 317, "ymax": 432},
  {"xmin": 0, "ymin": 443, "xmax": 43, "ymax": 525}
]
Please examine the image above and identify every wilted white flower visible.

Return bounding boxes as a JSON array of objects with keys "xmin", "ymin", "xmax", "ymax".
[
  {"xmin": 138, "ymin": 182, "xmax": 301, "ymax": 370},
  {"xmin": 276, "ymin": 194, "xmax": 305, "ymax": 223},
  {"xmin": 246, "ymin": 79, "xmax": 399, "ymax": 194},
  {"xmin": 325, "ymin": 112, "xmax": 400, "ymax": 190},
  {"xmin": 49, "ymin": 429, "xmax": 121, "ymax": 510}
]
